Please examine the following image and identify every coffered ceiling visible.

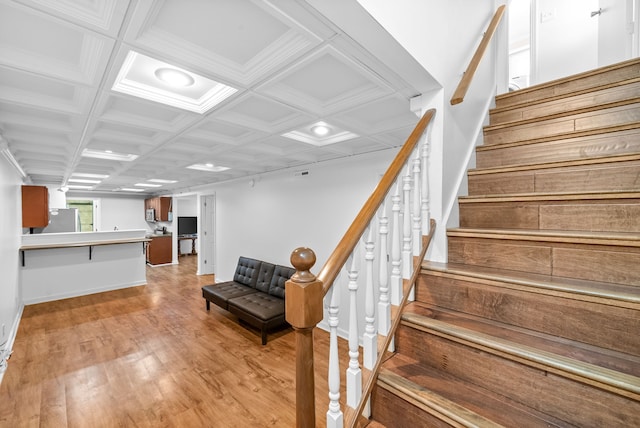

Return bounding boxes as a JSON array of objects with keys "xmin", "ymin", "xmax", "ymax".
[{"xmin": 0, "ymin": 0, "xmax": 438, "ymax": 195}]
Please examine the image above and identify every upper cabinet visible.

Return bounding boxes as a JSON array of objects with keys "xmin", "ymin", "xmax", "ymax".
[
  {"xmin": 145, "ymin": 196, "xmax": 172, "ymax": 222},
  {"xmin": 22, "ymin": 185, "xmax": 49, "ymax": 228}
]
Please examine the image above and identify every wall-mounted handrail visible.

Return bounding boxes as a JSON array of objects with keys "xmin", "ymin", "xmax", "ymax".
[
  {"xmin": 450, "ymin": 5, "xmax": 506, "ymax": 105},
  {"xmin": 317, "ymin": 109, "xmax": 435, "ymax": 295}
]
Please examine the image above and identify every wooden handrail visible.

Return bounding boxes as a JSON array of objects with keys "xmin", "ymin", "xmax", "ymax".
[
  {"xmin": 450, "ymin": 5, "xmax": 506, "ymax": 105},
  {"xmin": 317, "ymin": 109, "xmax": 436, "ymax": 295},
  {"xmin": 347, "ymin": 219, "xmax": 436, "ymax": 428}
]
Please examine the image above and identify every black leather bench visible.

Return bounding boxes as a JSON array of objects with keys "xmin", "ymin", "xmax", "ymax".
[{"xmin": 202, "ymin": 256, "xmax": 295, "ymax": 345}]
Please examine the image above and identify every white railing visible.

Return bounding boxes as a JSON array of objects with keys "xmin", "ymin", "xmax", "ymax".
[{"xmin": 285, "ymin": 109, "xmax": 436, "ymax": 428}]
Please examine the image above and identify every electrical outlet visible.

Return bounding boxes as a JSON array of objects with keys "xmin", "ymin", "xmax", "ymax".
[{"xmin": 540, "ymin": 9, "xmax": 555, "ymax": 23}]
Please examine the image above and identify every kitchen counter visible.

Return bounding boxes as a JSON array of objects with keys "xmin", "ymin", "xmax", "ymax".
[{"xmin": 20, "ymin": 229, "xmax": 148, "ymax": 304}]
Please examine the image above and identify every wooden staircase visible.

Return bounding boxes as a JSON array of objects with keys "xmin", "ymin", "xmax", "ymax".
[{"xmin": 368, "ymin": 59, "xmax": 640, "ymax": 427}]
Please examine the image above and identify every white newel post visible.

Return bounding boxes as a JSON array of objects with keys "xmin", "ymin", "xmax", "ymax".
[
  {"xmin": 390, "ymin": 181, "xmax": 402, "ymax": 306},
  {"xmin": 346, "ymin": 253, "xmax": 362, "ymax": 408},
  {"xmin": 326, "ymin": 284, "xmax": 343, "ymax": 428},
  {"xmin": 363, "ymin": 227, "xmax": 377, "ymax": 370},
  {"xmin": 377, "ymin": 199, "xmax": 390, "ymax": 336}
]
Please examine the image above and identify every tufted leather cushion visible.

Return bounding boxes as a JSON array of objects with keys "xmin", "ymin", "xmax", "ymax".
[
  {"xmin": 268, "ymin": 265, "xmax": 295, "ymax": 298},
  {"xmin": 255, "ymin": 262, "xmax": 275, "ymax": 293},
  {"xmin": 202, "ymin": 282, "xmax": 257, "ymax": 310},
  {"xmin": 228, "ymin": 292, "xmax": 285, "ymax": 321},
  {"xmin": 233, "ymin": 257, "xmax": 262, "ymax": 288}
]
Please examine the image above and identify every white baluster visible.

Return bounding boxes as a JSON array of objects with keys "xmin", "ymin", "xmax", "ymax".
[
  {"xmin": 377, "ymin": 199, "xmax": 390, "ymax": 336},
  {"xmin": 326, "ymin": 284, "xmax": 343, "ymax": 428},
  {"xmin": 363, "ymin": 227, "xmax": 376, "ymax": 370},
  {"xmin": 402, "ymin": 166, "xmax": 413, "ymax": 280},
  {"xmin": 421, "ymin": 126, "xmax": 431, "ymax": 235},
  {"xmin": 412, "ymin": 148, "xmax": 422, "ymax": 257},
  {"xmin": 390, "ymin": 181, "xmax": 402, "ymax": 306},
  {"xmin": 346, "ymin": 252, "xmax": 362, "ymax": 408}
]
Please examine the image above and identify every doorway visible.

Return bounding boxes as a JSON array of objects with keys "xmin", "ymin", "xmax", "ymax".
[
  {"xmin": 198, "ymin": 194, "xmax": 215, "ymax": 276},
  {"xmin": 67, "ymin": 199, "xmax": 97, "ymax": 232},
  {"xmin": 509, "ymin": 0, "xmax": 637, "ymax": 88}
]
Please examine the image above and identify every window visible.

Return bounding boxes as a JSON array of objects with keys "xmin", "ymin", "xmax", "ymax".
[{"xmin": 67, "ymin": 200, "xmax": 94, "ymax": 232}]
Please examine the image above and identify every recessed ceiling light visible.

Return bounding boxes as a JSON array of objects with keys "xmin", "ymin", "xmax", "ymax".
[
  {"xmin": 187, "ymin": 163, "xmax": 230, "ymax": 172},
  {"xmin": 282, "ymin": 121, "xmax": 359, "ymax": 147},
  {"xmin": 81, "ymin": 149, "xmax": 138, "ymax": 162},
  {"xmin": 135, "ymin": 183, "xmax": 162, "ymax": 188},
  {"xmin": 311, "ymin": 124, "xmax": 330, "ymax": 136},
  {"xmin": 69, "ymin": 178, "xmax": 101, "ymax": 184},
  {"xmin": 72, "ymin": 173, "xmax": 110, "ymax": 179},
  {"xmin": 120, "ymin": 188, "xmax": 145, "ymax": 192},
  {"xmin": 148, "ymin": 178, "xmax": 178, "ymax": 184},
  {"xmin": 154, "ymin": 67, "xmax": 195, "ymax": 87},
  {"xmin": 67, "ymin": 185, "xmax": 94, "ymax": 190},
  {"xmin": 112, "ymin": 51, "xmax": 238, "ymax": 114}
]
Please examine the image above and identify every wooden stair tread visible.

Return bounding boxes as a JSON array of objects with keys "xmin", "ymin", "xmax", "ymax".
[
  {"xmin": 404, "ymin": 302, "xmax": 640, "ymax": 379},
  {"xmin": 469, "ymin": 153, "xmax": 640, "ymax": 176},
  {"xmin": 489, "ymin": 78, "xmax": 640, "ymax": 124},
  {"xmin": 476, "ymin": 126, "xmax": 640, "ymax": 153},
  {"xmin": 447, "ymin": 227, "xmax": 640, "ymax": 247},
  {"xmin": 459, "ymin": 191, "xmax": 640, "ymax": 203},
  {"xmin": 495, "ymin": 57, "xmax": 640, "ymax": 109},
  {"xmin": 378, "ymin": 354, "xmax": 566, "ymax": 427},
  {"xmin": 421, "ymin": 261, "xmax": 640, "ymax": 308},
  {"xmin": 400, "ymin": 306, "xmax": 640, "ymax": 399},
  {"xmin": 484, "ymin": 101, "xmax": 640, "ymax": 133}
]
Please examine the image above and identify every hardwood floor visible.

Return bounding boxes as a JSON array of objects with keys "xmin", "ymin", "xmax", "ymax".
[{"xmin": 0, "ymin": 256, "xmax": 337, "ymax": 427}]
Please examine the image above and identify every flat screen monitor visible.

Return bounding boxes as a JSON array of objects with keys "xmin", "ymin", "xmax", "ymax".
[{"xmin": 178, "ymin": 216, "xmax": 197, "ymax": 236}]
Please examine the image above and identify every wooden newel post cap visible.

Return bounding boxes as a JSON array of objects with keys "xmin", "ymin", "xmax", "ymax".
[{"xmin": 286, "ymin": 247, "xmax": 323, "ymax": 328}]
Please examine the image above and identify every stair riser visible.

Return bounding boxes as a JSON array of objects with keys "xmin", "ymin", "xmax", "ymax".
[
  {"xmin": 371, "ymin": 387, "xmax": 452, "ymax": 428},
  {"xmin": 476, "ymin": 129, "xmax": 640, "ymax": 169},
  {"xmin": 415, "ymin": 273, "xmax": 640, "ymax": 355},
  {"xmin": 447, "ymin": 236, "xmax": 640, "ymax": 285},
  {"xmin": 491, "ymin": 82, "xmax": 640, "ymax": 126},
  {"xmin": 484, "ymin": 104, "xmax": 640, "ymax": 146},
  {"xmin": 495, "ymin": 60, "xmax": 640, "ymax": 110},
  {"xmin": 459, "ymin": 201, "xmax": 640, "ymax": 232},
  {"xmin": 395, "ymin": 326, "xmax": 640, "ymax": 427},
  {"xmin": 468, "ymin": 161, "xmax": 640, "ymax": 195}
]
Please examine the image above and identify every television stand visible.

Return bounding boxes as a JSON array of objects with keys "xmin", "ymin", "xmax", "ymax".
[{"xmin": 178, "ymin": 234, "xmax": 197, "ymax": 256}]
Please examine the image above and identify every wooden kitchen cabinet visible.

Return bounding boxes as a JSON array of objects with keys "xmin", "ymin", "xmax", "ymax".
[
  {"xmin": 147, "ymin": 235, "xmax": 172, "ymax": 265},
  {"xmin": 144, "ymin": 196, "xmax": 172, "ymax": 222},
  {"xmin": 22, "ymin": 185, "xmax": 49, "ymax": 228}
]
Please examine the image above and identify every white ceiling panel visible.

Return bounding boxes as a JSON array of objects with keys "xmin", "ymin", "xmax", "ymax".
[
  {"xmin": 257, "ymin": 45, "xmax": 393, "ymax": 115},
  {"xmin": 0, "ymin": 0, "xmax": 438, "ymax": 195}
]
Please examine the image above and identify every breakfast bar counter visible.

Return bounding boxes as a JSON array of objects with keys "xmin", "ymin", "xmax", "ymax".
[{"xmin": 20, "ymin": 229, "xmax": 149, "ymax": 304}]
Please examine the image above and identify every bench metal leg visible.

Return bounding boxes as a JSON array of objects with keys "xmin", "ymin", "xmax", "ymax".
[
  {"xmin": 206, "ymin": 300, "xmax": 210, "ymax": 311},
  {"xmin": 262, "ymin": 329, "xmax": 267, "ymax": 345}
]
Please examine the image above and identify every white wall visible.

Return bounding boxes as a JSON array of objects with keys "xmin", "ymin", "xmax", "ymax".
[
  {"xmin": 66, "ymin": 193, "xmax": 150, "ymax": 233},
  {"xmin": 194, "ymin": 149, "xmax": 396, "ymax": 283},
  {"xmin": 0, "ymin": 155, "xmax": 23, "ymax": 379},
  {"xmin": 357, "ymin": 0, "xmax": 506, "ymax": 260}
]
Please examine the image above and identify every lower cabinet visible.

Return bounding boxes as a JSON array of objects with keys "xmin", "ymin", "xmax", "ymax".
[{"xmin": 147, "ymin": 236, "xmax": 172, "ymax": 265}]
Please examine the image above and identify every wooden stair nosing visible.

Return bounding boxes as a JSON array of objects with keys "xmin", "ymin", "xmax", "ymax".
[
  {"xmin": 468, "ymin": 153, "xmax": 640, "ymax": 176},
  {"xmin": 421, "ymin": 261, "xmax": 640, "ymax": 309},
  {"xmin": 484, "ymin": 101, "xmax": 640, "ymax": 133},
  {"xmin": 481, "ymin": 122, "xmax": 640, "ymax": 150},
  {"xmin": 489, "ymin": 96, "xmax": 640, "ymax": 130},
  {"xmin": 377, "ymin": 370, "xmax": 507, "ymax": 428},
  {"xmin": 495, "ymin": 57, "xmax": 640, "ymax": 107},
  {"xmin": 447, "ymin": 227, "xmax": 640, "ymax": 247},
  {"xmin": 476, "ymin": 126, "xmax": 640, "ymax": 154},
  {"xmin": 491, "ymin": 77, "xmax": 640, "ymax": 117},
  {"xmin": 400, "ymin": 313, "xmax": 640, "ymax": 399},
  {"xmin": 458, "ymin": 191, "xmax": 640, "ymax": 204}
]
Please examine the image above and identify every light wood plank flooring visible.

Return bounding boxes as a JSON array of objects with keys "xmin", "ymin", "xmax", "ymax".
[{"xmin": 0, "ymin": 256, "xmax": 339, "ymax": 427}]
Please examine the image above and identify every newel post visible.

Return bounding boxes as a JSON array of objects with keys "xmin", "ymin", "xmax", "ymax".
[{"xmin": 286, "ymin": 247, "xmax": 324, "ymax": 428}]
